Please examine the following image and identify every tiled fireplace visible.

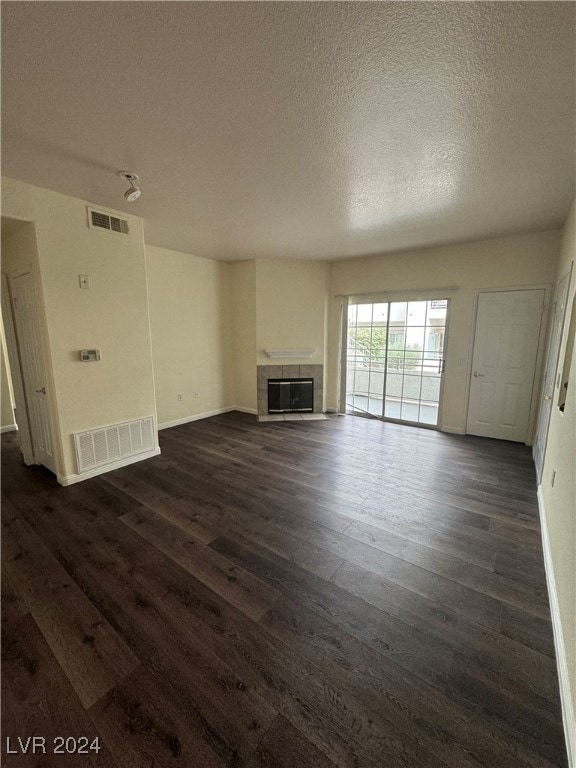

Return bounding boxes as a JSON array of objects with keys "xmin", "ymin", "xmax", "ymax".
[{"xmin": 257, "ymin": 364, "xmax": 324, "ymax": 419}]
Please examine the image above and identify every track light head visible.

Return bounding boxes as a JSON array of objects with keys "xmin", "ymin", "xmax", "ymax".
[
  {"xmin": 124, "ymin": 185, "xmax": 141, "ymax": 202},
  {"xmin": 118, "ymin": 171, "xmax": 141, "ymax": 202}
]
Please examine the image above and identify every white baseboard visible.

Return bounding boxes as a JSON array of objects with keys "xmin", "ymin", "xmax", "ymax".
[
  {"xmin": 57, "ymin": 447, "xmax": 161, "ymax": 486},
  {"xmin": 440, "ymin": 426, "xmax": 466, "ymax": 434},
  {"xmin": 0, "ymin": 424, "xmax": 18, "ymax": 433},
  {"xmin": 158, "ymin": 406, "xmax": 258, "ymax": 430},
  {"xmin": 158, "ymin": 408, "xmax": 231, "ymax": 430},
  {"xmin": 537, "ymin": 485, "xmax": 575, "ymax": 767}
]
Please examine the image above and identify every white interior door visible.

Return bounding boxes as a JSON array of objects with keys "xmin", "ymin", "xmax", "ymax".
[
  {"xmin": 467, "ymin": 289, "xmax": 545, "ymax": 442},
  {"xmin": 533, "ymin": 268, "xmax": 572, "ymax": 479},
  {"xmin": 9, "ymin": 269, "xmax": 56, "ymax": 472}
]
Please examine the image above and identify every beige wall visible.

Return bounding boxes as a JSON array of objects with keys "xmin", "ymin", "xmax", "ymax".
[
  {"xmin": 225, "ymin": 259, "xmax": 330, "ymax": 412},
  {"xmin": 255, "ymin": 260, "xmax": 329, "ymax": 366},
  {"xmin": 540, "ymin": 200, "xmax": 576, "ymax": 744},
  {"xmin": 228, "ymin": 261, "xmax": 257, "ymax": 411},
  {"xmin": 2, "ymin": 177, "xmax": 158, "ymax": 479},
  {"xmin": 0, "ymin": 317, "xmax": 16, "ymax": 430},
  {"xmin": 328, "ymin": 230, "xmax": 561, "ymax": 430},
  {"xmin": 146, "ymin": 244, "xmax": 232, "ymax": 426}
]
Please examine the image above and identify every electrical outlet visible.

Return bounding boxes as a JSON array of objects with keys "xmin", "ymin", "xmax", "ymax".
[
  {"xmin": 194, "ymin": 391, "xmax": 199, "ymax": 398},
  {"xmin": 177, "ymin": 393, "xmax": 183, "ymax": 401}
]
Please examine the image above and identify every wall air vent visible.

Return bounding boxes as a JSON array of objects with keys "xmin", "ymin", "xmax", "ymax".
[
  {"xmin": 74, "ymin": 416, "xmax": 155, "ymax": 473},
  {"xmin": 87, "ymin": 207, "xmax": 129, "ymax": 234}
]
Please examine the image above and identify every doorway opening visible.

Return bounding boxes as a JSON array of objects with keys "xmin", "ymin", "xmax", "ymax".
[
  {"xmin": 345, "ymin": 299, "xmax": 448, "ymax": 427},
  {"xmin": 2, "ymin": 216, "xmax": 57, "ymax": 474},
  {"xmin": 534, "ymin": 271, "xmax": 571, "ymax": 478}
]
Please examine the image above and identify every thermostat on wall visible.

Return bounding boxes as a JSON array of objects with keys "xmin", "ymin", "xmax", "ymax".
[{"xmin": 79, "ymin": 349, "xmax": 101, "ymax": 362}]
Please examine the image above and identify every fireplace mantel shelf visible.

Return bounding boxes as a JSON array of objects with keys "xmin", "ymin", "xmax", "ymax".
[{"xmin": 265, "ymin": 348, "xmax": 316, "ymax": 359}]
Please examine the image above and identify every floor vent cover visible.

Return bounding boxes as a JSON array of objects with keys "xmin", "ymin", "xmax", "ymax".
[{"xmin": 74, "ymin": 417, "xmax": 154, "ymax": 473}]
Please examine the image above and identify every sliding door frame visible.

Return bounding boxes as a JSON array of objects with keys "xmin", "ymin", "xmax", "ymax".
[
  {"xmin": 340, "ymin": 289, "xmax": 455, "ymax": 430},
  {"xmin": 338, "ymin": 296, "xmax": 349, "ymax": 415}
]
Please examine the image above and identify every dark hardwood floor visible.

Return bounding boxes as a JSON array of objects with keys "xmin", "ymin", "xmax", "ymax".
[{"xmin": 1, "ymin": 411, "xmax": 568, "ymax": 767}]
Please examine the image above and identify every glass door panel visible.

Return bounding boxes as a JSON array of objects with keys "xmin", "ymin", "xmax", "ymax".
[
  {"xmin": 346, "ymin": 302, "xmax": 388, "ymax": 416},
  {"xmin": 346, "ymin": 298, "xmax": 448, "ymax": 427}
]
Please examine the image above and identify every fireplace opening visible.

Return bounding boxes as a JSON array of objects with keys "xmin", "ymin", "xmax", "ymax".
[{"xmin": 268, "ymin": 378, "xmax": 313, "ymax": 413}]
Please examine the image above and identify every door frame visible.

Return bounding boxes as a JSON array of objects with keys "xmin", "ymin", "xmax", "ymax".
[
  {"xmin": 465, "ymin": 284, "xmax": 551, "ymax": 445},
  {"xmin": 338, "ymin": 296, "xmax": 349, "ymax": 415},
  {"xmin": 1, "ymin": 272, "xmax": 34, "ymax": 463},
  {"xmin": 533, "ymin": 266, "xmax": 572, "ymax": 479},
  {"xmin": 340, "ymin": 293, "xmax": 452, "ymax": 430},
  {"xmin": 3, "ymin": 267, "xmax": 59, "ymax": 471}
]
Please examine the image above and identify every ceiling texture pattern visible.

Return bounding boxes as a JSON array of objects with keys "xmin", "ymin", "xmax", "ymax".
[{"xmin": 2, "ymin": 2, "xmax": 575, "ymax": 261}]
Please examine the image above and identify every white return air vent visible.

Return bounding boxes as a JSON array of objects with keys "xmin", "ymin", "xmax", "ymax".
[
  {"xmin": 74, "ymin": 417, "xmax": 154, "ymax": 474},
  {"xmin": 87, "ymin": 207, "xmax": 129, "ymax": 234}
]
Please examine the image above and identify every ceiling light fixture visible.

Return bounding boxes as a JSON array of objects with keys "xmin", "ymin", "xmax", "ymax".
[{"xmin": 118, "ymin": 171, "xmax": 141, "ymax": 202}]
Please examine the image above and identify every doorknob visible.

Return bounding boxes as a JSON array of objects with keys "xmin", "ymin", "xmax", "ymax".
[
  {"xmin": 473, "ymin": 372, "xmax": 485, "ymax": 378},
  {"xmin": 35, "ymin": 387, "xmax": 46, "ymax": 394}
]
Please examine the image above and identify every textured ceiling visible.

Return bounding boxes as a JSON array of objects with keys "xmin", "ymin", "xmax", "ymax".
[{"xmin": 2, "ymin": 2, "xmax": 575, "ymax": 261}]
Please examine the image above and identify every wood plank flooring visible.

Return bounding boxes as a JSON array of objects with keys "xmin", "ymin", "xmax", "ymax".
[{"xmin": 1, "ymin": 411, "xmax": 568, "ymax": 767}]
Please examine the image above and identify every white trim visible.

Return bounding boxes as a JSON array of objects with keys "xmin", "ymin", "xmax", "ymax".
[
  {"xmin": 440, "ymin": 426, "xmax": 466, "ymax": 434},
  {"xmin": 158, "ymin": 406, "xmax": 258, "ymax": 430},
  {"xmin": 336, "ymin": 286, "xmax": 459, "ymax": 300},
  {"xmin": 537, "ymin": 485, "xmax": 575, "ymax": 767},
  {"xmin": 0, "ymin": 424, "xmax": 18, "ymax": 433},
  {"xmin": 57, "ymin": 447, "xmax": 161, "ymax": 486},
  {"xmin": 232, "ymin": 406, "xmax": 258, "ymax": 415}
]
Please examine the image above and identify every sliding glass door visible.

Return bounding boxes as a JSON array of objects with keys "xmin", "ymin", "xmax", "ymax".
[{"xmin": 345, "ymin": 299, "xmax": 448, "ymax": 427}]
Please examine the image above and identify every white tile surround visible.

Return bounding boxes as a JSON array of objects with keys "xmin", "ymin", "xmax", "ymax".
[{"xmin": 257, "ymin": 364, "xmax": 324, "ymax": 419}]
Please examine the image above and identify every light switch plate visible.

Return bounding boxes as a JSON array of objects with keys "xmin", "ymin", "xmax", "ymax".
[{"xmin": 79, "ymin": 349, "xmax": 101, "ymax": 362}]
